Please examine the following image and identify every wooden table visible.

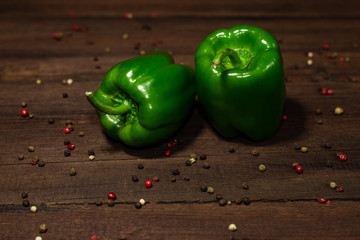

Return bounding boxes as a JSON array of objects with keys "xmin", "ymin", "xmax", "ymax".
[{"xmin": 1, "ymin": 0, "xmax": 360, "ymax": 239}]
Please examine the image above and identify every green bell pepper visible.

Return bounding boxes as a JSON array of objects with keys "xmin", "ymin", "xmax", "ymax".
[
  {"xmin": 195, "ymin": 25, "xmax": 286, "ymax": 140},
  {"xmin": 86, "ymin": 50, "xmax": 196, "ymax": 147}
]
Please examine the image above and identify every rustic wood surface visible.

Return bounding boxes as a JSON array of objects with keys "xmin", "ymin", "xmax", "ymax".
[{"xmin": 1, "ymin": 0, "xmax": 360, "ymax": 239}]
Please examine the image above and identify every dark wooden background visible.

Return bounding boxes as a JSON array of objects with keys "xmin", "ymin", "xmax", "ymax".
[{"xmin": 1, "ymin": 0, "xmax": 360, "ymax": 239}]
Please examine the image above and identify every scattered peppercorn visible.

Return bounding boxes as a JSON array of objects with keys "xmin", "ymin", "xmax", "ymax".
[
  {"xmin": 69, "ymin": 168, "xmax": 76, "ymax": 176},
  {"xmin": 326, "ymin": 160, "xmax": 333, "ymax": 168},
  {"xmin": 295, "ymin": 165, "xmax": 303, "ymax": 174},
  {"xmin": 218, "ymin": 199, "xmax": 227, "ymax": 206},
  {"xmin": 339, "ymin": 154, "xmax": 347, "ymax": 161},
  {"xmin": 107, "ymin": 192, "xmax": 117, "ymax": 200},
  {"xmin": 199, "ymin": 154, "xmax": 207, "ymax": 160},
  {"xmin": 259, "ymin": 164, "xmax": 266, "ymax": 172},
  {"xmin": 21, "ymin": 101, "xmax": 27, "ymax": 108},
  {"xmin": 39, "ymin": 224, "xmax": 47, "ymax": 233},
  {"xmin": 134, "ymin": 202, "xmax": 142, "ymax": 209},
  {"xmin": 228, "ymin": 224, "xmax": 237, "ymax": 231},
  {"xmin": 21, "ymin": 109, "xmax": 29, "ymax": 117},
  {"xmin": 18, "ymin": 154, "xmax": 24, "ymax": 160},
  {"xmin": 294, "ymin": 143, "xmax": 301, "ymax": 150},
  {"xmin": 62, "ymin": 93, "xmax": 68, "ymax": 98},
  {"xmin": 202, "ymin": 163, "xmax": 211, "ymax": 169},
  {"xmin": 48, "ymin": 119, "xmax": 55, "ymax": 124},
  {"xmin": 64, "ymin": 128, "xmax": 71, "ymax": 134},
  {"xmin": 28, "ymin": 146, "xmax": 35, "ymax": 152},
  {"xmin": 138, "ymin": 163, "xmax": 144, "ymax": 169},
  {"xmin": 23, "ymin": 199, "xmax": 30, "ymax": 207},
  {"xmin": 336, "ymin": 186, "xmax": 344, "ymax": 192},
  {"xmin": 216, "ymin": 194, "xmax": 223, "ymax": 201},
  {"xmin": 21, "ymin": 192, "xmax": 28, "ymax": 199},
  {"xmin": 200, "ymin": 185, "xmax": 207, "ymax": 192},
  {"xmin": 88, "ymin": 150, "xmax": 95, "ymax": 155},
  {"xmin": 251, "ymin": 149, "xmax": 259, "ymax": 156},
  {"xmin": 183, "ymin": 176, "xmax": 190, "ymax": 181},
  {"xmin": 64, "ymin": 150, "xmax": 71, "ymax": 157},
  {"xmin": 242, "ymin": 183, "xmax": 249, "ymax": 190},
  {"xmin": 132, "ymin": 176, "xmax": 139, "ymax": 182},
  {"xmin": 300, "ymin": 147, "xmax": 308, "ymax": 153},
  {"xmin": 67, "ymin": 143, "xmax": 75, "ymax": 150},
  {"xmin": 315, "ymin": 109, "xmax": 322, "ymax": 115},
  {"xmin": 228, "ymin": 147, "xmax": 235, "ymax": 153},
  {"xmin": 330, "ymin": 182, "xmax": 337, "ymax": 189},
  {"xmin": 242, "ymin": 197, "xmax": 251, "ymax": 205},
  {"xmin": 38, "ymin": 160, "xmax": 45, "ymax": 167},
  {"xmin": 95, "ymin": 200, "xmax": 103, "ymax": 206},
  {"xmin": 185, "ymin": 159, "xmax": 192, "ymax": 166},
  {"xmin": 318, "ymin": 198, "xmax": 326, "ymax": 203},
  {"xmin": 107, "ymin": 199, "xmax": 114, "ymax": 207},
  {"xmin": 30, "ymin": 206, "xmax": 37, "ymax": 213},
  {"xmin": 145, "ymin": 180, "xmax": 152, "ymax": 188},
  {"xmin": 207, "ymin": 187, "xmax": 215, "ymax": 194},
  {"xmin": 171, "ymin": 177, "xmax": 176, "ymax": 182},
  {"xmin": 323, "ymin": 143, "xmax": 332, "ymax": 149},
  {"xmin": 334, "ymin": 107, "xmax": 344, "ymax": 115},
  {"xmin": 235, "ymin": 199, "xmax": 242, "ymax": 205},
  {"xmin": 152, "ymin": 176, "xmax": 159, "ymax": 182},
  {"xmin": 171, "ymin": 169, "xmax": 180, "ymax": 175},
  {"xmin": 30, "ymin": 156, "xmax": 39, "ymax": 165}
]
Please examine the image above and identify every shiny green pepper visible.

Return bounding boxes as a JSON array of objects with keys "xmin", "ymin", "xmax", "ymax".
[
  {"xmin": 86, "ymin": 51, "xmax": 196, "ymax": 147},
  {"xmin": 195, "ymin": 25, "xmax": 286, "ymax": 140}
]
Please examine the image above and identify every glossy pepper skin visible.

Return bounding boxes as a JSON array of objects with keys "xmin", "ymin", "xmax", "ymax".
[
  {"xmin": 195, "ymin": 25, "xmax": 286, "ymax": 140},
  {"xmin": 86, "ymin": 51, "xmax": 196, "ymax": 147}
]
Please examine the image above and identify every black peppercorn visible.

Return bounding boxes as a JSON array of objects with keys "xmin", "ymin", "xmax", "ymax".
[
  {"xmin": 183, "ymin": 176, "xmax": 190, "ymax": 181},
  {"xmin": 216, "ymin": 194, "xmax": 223, "ymax": 201},
  {"xmin": 242, "ymin": 197, "xmax": 251, "ymax": 205},
  {"xmin": 242, "ymin": 183, "xmax": 249, "ymax": 190},
  {"xmin": 48, "ymin": 119, "xmax": 55, "ymax": 124},
  {"xmin": 23, "ymin": 199, "xmax": 30, "ymax": 207},
  {"xmin": 235, "ymin": 199, "xmax": 242, "ymax": 205},
  {"xmin": 218, "ymin": 199, "xmax": 227, "ymax": 206},
  {"xmin": 21, "ymin": 192, "xmax": 28, "ymax": 199},
  {"xmin": 294, "ymin": 143, "xmax": 301, "ymax": 150},
  {"xmin": 326, "ymin": 160, "xmax": 333, "ymax": 168},
  {"xmin": 171, "ymin": 169, "xmax": 179, "ymax": 175},
  {"xmin": 95, "ymin": 200, "xmax": 103, "ymax": 206},
  {"xmin": 62, "ymin": 93, "xmax": 68, "ymax": 98},
  {"xmin": 134, "ymin": 202, "xmax": 142, "ymax": 209},
  {"xmin": 38, "ymin": 160, "xmax": 45, "ymax": 167},
  {"xmin": 64, "ymin": 140, "xmax": 71, "ymax": 145},
  {"xmin": 199, "ymin": 154, "xmax": 207, "ymax": 160},
  {"xmin": 88, "ymin": 150, "xmax": 95, "ymax": 156},
  {"xmin": 324, "ymin": 143, "xmax": 332, "ymax": 149},
  {"xmin": 138, "ymin": 163, "xmax": 144, "ymax": 170},
  {"xmin": 185, "ymin": 160, "xmax": 192, "ymax": 166},
  {"xmin": 107, "ymin": 199, "xmax": 114, "ymax": 207},
  {"xmin": 64, "ymin": 150, "xmax": 71, "ymax": 157},
  {"xmin": 18, "ymin": 154, "xmax": 24, "ymax": 161},
  {"xmin": 229, "ymin": 147, "xmax": 235, "ymax": 153},
  {"xmin": 132, "ymin": 175, "xmax": 139, "ymax": 182},
  {"xmin": 202, "ymin": 163, "xmax": 210, "ymax": 169},
  {"xmin": 200, "ymin": 185, "xmax": 207, "ymax": 192}
]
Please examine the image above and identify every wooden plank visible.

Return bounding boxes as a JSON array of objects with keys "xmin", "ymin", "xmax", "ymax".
[{"xmin": 1, "ymin": 202, "xmax": 360, "ymax": 240}]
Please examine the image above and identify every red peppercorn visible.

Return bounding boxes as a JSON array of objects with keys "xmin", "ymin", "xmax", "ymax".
[
  {"xmin": 326, "ymin": 200, "xmax": 331, "ymax": 205},
  {"xmin": 323, "ymin": 44, "xmax": 330, "ymax": 51},
  {"xmin": 135, "ymin": 40, "xmax": 141, "ymax": 46},
  {"xmin": 107, "ymin": 192, "xmax": 116, "ymax": 200},
  {"xmin": 91, "ymin": 235, "xmax": 98, "ymax": 240},
  {"xmin": 282, "ymin": 114, "xmax": 288, "ymax": 121},
  {"xmin": 145, "ymin": 180, "xmax": 152, "ymax": 188},
  {"xmin": 152, "ymin": 176, "xmax": 159, "ymax": 182},
  {"xmin": 67, "ymin": 143, "xmax": 75, "ymax": 150},
  {"xmin": 295, "ymin": 165, "xmax": 303, "ymax": 174},
  {"xmin": 21, "ymin": 109, "xmax": 29, "ymax": 117},
  {"xmin": 336, "ymin": 186, "xmax": 344, "ymax": 192},
  {"xmin": 165, "ymin": 150, "xmax": 171, "ymax": 156},
  {"xmin": 320, "ymin": 88, "xmax": 327, "ymax": 95},
  {"xmin": 156, "ymin": 39, "xmax": 163, "ymax": 44},
  {"xmin": 73, "ymin": 25, "xmax": 80, "ymax": 31},
  {"xmin": 326, "ymin": 89, "xmax": 334, "ymax": 95},
  {"xmin": 81, "ymin": 26, "xmax": 88, "ymax": 32},
  {"xmin": 339, "ymin": 57, "xmax": 344, "ymax": 62},
  {"xmin": 339, "ymin": 154, "xmax": 347, "ymax": 161},
  {"xmin": 318, "ymin": 198, "xmax": 326, "ymax": 203},
  {"xmin": 52, "ymin": 32, "xmax": 60, "ymax": 39},
  {"xmin": 64, "ymin": 128, "xmax": 71, "ymax": 134}
]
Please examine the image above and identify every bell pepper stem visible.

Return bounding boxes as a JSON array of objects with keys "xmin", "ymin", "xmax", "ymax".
[
  {"xmin": 85, "ymin": 91, "xmax": 132, "ymax": 115},
  {"xmin": 212, "ymin": 48, "xmax": 242, "ymax": 69}
]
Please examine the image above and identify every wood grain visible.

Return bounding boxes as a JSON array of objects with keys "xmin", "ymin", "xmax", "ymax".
[{"xmin": 1, "ymin": 0, "xmax": 360, "ymax": 239}]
